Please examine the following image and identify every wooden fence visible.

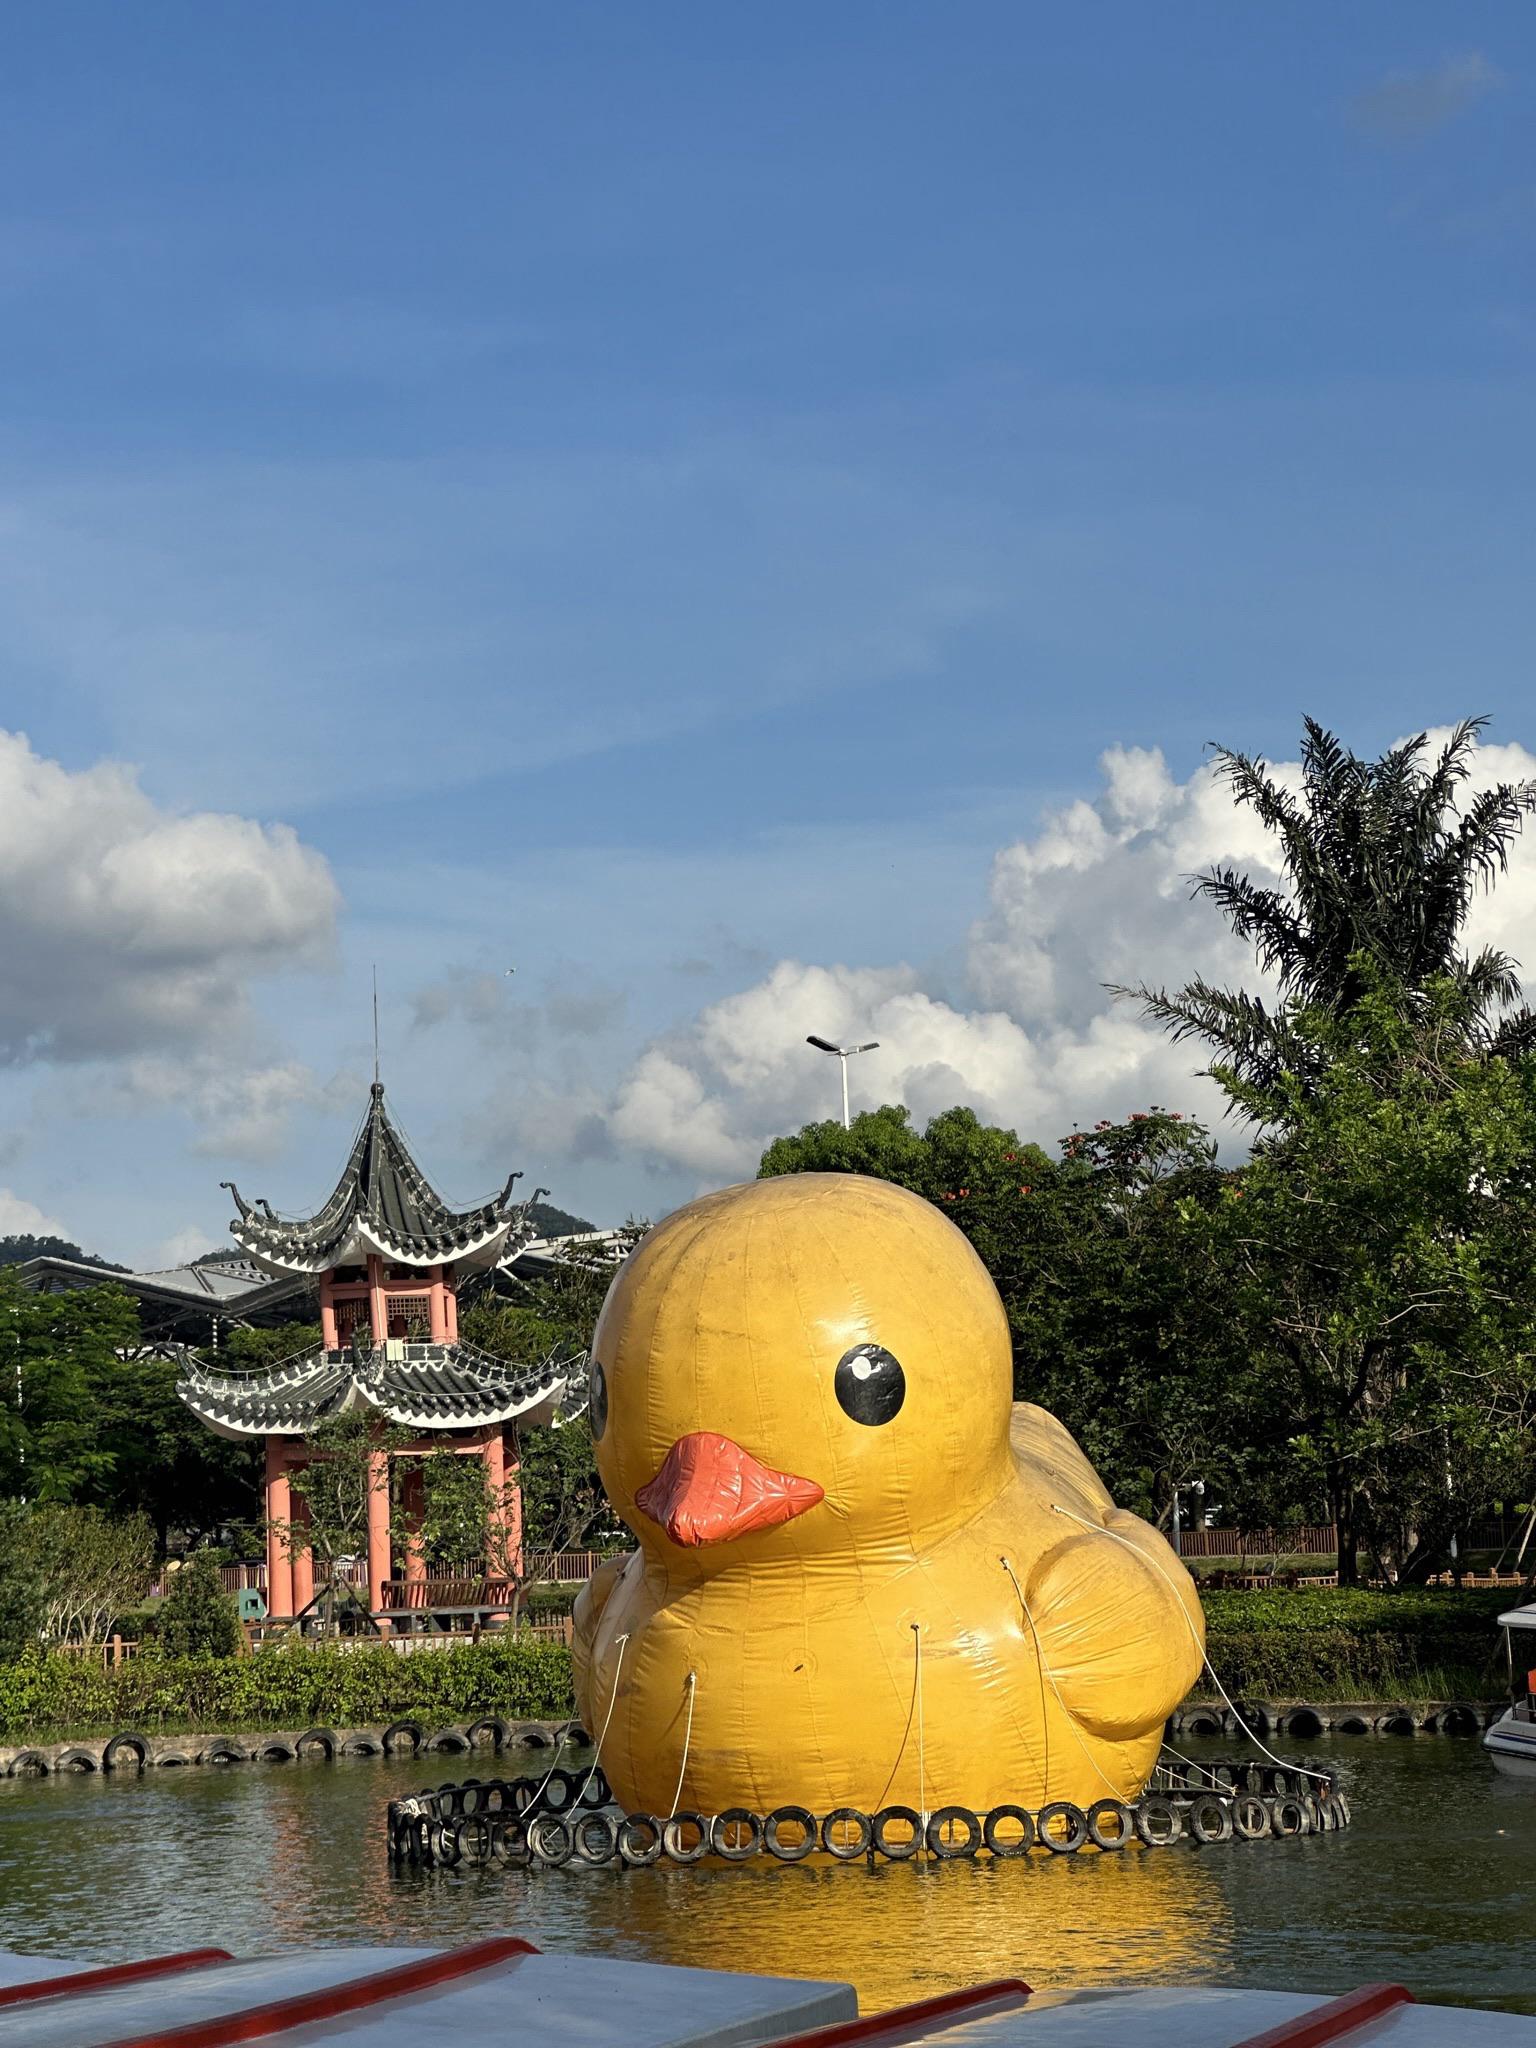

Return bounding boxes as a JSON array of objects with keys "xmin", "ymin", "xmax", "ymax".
[{"xmin": 1177, "ymin": 1526, "xmax": 1338, "ymax": 1558}]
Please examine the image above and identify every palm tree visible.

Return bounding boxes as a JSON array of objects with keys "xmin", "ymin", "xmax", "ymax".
[{"xmin": 1121, "ymin": 718, "xmax": 1536, "ymax": 1091}]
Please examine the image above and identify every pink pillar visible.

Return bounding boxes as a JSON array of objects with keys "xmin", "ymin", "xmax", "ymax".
[
  {"xmin": 446, "ymin": 1282, "xmax": 459, "ymax": 1341},
  {"xmin": 290, "ymin": 1491, "xmax": 314, "ymax": 1613},
  {"xmin": 485, "ymin": 1427, "xmax": 522, "ymax": 1580},
  {"xmin": 319, "ymin": 1276, "xmax": 338, "ymax": 1351},
  {"xmin": 367, "ymin": 1254, "xmax": 387, "ymax": 1346},
  {"xmin": 367, "ymin": 1447, "xmax": 392, "ymax": 1612},
  {"xmin": 264, "ymin": 1438, "xmax": 294, "ymax": 1619},
  {"xmin": 404, "ymin": 1466, "xmax": 427, "ymax": 1585},
  {"xmin": 428, "ymin": 1267, "xmax": 448, "ymax": 1342}
]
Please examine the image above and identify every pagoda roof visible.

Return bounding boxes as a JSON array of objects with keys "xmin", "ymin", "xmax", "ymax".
[
  {"xmin": 177, "ymin": 1337, "xmax": 578, "ymax": 1439},
  {"xmin": 223, "ymin": 1083, "xmax": 541, "ymax": 1277}
]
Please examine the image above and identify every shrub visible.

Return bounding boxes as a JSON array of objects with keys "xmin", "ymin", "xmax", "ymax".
[
  {"xmin": 1196, "ymin": 1588, "xmax": 1510, "ymax": 1701},
  {"xmin": 152, "ymin": 1555, "xmax": 241, "ymax": 1660},
  {"xmin": 0, "ymin": 1635, "xmax": 573, "ymax": 1737}
]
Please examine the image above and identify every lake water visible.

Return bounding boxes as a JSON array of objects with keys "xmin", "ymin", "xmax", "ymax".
[{"xmin": 0, "ymin": 1736, "xmax": 1532, "ymax": 2015}]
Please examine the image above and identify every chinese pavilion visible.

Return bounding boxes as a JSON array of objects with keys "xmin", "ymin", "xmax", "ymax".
[{"xmin": 176, "ymin": 1082, "xmax": 577, "ymax": 1620}]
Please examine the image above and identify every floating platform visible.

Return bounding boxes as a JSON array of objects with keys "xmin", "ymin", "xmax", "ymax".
[{"xmin": 1, "ymin": 1940, "xmax": 1534, "ymax": 2046}]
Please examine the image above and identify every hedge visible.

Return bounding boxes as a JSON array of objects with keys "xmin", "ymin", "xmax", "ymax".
[
  {"xmin": 0, "ymin": 1588, "xmax": 1518, "ymax": 1737},
  {"xmin": 0, "ymin": 1637, "xmax": 574, "ymax": 1739},
  {"xmin": 1199, "ymin": 1588, "xmax": 1512, "ymax": 1701}
]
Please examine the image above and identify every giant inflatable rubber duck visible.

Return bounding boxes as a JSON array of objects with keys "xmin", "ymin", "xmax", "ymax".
[{"xmin": 572, "ymin": 1172, "xmax": 1204, "ymax": 1817}]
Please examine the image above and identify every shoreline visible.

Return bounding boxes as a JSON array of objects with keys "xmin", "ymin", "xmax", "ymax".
[{"xmin": 0, "ymin": 1717, "xmax": 584, "ymax": 1778}]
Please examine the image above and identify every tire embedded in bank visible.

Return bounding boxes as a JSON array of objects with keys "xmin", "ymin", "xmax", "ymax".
[{"xmin": 101, "ymin": 1732, "xmax": 149, "ymax": 1772}]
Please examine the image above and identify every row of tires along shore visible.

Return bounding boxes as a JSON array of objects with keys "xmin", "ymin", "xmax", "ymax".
[
  {"xmin": 0, "ymin": 1717, "xmax": 574, "ymax": 1777},
  {"xmin": 389, "ymin": 1756, "xmax": 1354, "ymax": 1872},
  {"xmin": 0, "ymin": 1699, "xmax": 1491, "ymax": 1779},
  {"xmin": 1168, "ymin": 1701, "xmax": 1497, "ymax": 1737}
]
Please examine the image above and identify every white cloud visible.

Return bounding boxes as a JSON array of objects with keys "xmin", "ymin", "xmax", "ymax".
[
  {"xmin": 0, "ymin": 1189, "xmax": 67, "ymax": 1239},
  {"xmin": 0, "ymin": 727, "xmax": 338, "ymax": 1066},
  {"xmin": 1351, "ymin": 52, "xmax": 1502, "ymax": 140},
  {"xmin": 145, "ymin": 1225, "xmax": 222, "ymax": 1270},
  {"xmin": 596, "ymin": 731, "xmax": 1536, "ymax": 1182}
]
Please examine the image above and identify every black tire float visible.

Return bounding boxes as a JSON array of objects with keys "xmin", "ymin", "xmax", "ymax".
[
  {"xmin": 662, "ymin": 1812, "xmax": 712, "ymax": 1864},
  {"xmin": 9, "ymin": 1751, "xmax": 48, "ymax": 1778},
  {"xmin": 54, "ymin": 1748, "xmax": 96, "ymax": 1773},
  {"xmin": 573, "ymin": 1813, "xmax": 618, "ymax": 1865},
  {"xmin": 982, "ymin": 1804, "xmax": 1035, "ymax": 1857},
  {"xmin": 393, "ymin": 1753, "xmax": 1351, "ymax": 1872},
  {"xmin": 925, "ymin": 1807, "xmax": 982, "ymax": 1859},
  {"xmin": 870, "ymin": 1806, "xmax": 923, "ymax": 1861},
  {"xmin": 1134, "ymin": 1796, "xmax": 1182, "ymax": 1847},
  {"xmin": 616, "ymin": 1814, "xmax": 664, "ymax": 1867},
  {"xmin": 710, "ymin": 1808, "xmax": 762, "ymax": 1861},
  {"xmin": 201, "ymin": 1740, "xmax": 246, "ymax": 1767},
  {"xmin": 467, "ymin": 1717, "xmax": 508, "ymax": 1751},
  {"xmin": 764, "ymin": 1805, "xmax": 818, "ymax": 1862},
  {"xmin": 1232, "ymin": 1794, "xmax": 1270, "ymax": 1840},
  {"xmin": 1085, "ymin": 1799, "xmax": 1132, "ymax": 1851},
  {"xmin": 1189, "ymin": 1794, "xmax": 1233, "ymax": 1845},
  {"xmin": 382, "ymin": 1720, "xmax": 424, "ymax": 1756},
  {"xmin": 821, "ymin": 1807, "xmax": 873, "ymax": 1860},
  {"xmin": 102, "ymin": 1732, "xmax": 150, "ymax": 1772},
  {"xmin": 576, "ymin": 1767, "xmax": 612, "ymax": 1810},
  {"xmin": 1036, "ymin": 1801, "xmax": 1088, "ymax": 1854},
  {"xmin": 295, "ymin": 1728, "xmax": 336, "ymax": 1761}
]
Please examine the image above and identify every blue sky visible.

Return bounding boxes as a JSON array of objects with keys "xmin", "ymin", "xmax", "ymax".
[{"xmin": 2, "ymin": 5, "xmax": 1534, "ymax": 1262}]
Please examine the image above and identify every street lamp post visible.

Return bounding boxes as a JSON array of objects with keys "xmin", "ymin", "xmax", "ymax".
[{"xmin": 806, "ymin": 1036, "xmax": 880, "ymax": 1130}]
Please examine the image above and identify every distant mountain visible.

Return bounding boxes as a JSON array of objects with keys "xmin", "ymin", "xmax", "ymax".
[
  {"xmin": 530, "ymin": 1200, "xmax": 595, "ymax": 1237},
  {"xmin": 0, "ymin": 1234, "xmax": 128, "ymax": 1272}
]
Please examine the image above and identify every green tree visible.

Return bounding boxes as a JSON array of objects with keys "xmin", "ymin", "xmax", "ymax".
[
  {"xmin": 759, "ymin": 1104, "xmax": 1263, "ymax": 1526},
  {"xmin": 1202, "ymin": 973, "xmax": 1536, "ymax": 1583},
  {"xmin": 0, "ymin": 1502, "xmax": 43, "ymax": 1661},
  {"xmin": 1123, "ymin": 717, "xmax": 1536, "ymax": 1094},
  {"xmin": 154, "ymin": 1551, "xmax": 242, "ymax": 1658}
]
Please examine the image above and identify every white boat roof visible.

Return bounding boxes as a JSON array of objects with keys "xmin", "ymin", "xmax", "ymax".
[
  {"xmin": 0, "ymin": 1944, "xmax": 853, "ymax": 2048},
  {"xmin": 1498, "ymin": 1601, "xmax": 1536, "ymax": 1629},
  {"xmin": 2, "ymin": 1942, "xmax": 1535, "ymax": 2047}
]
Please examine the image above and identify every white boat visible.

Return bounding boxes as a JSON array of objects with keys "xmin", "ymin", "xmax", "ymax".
[
  {"xmin": 2, "ymin": 1938, "xmax": 1535, "ymax": 2047},
  {"xmin": 1483, "ymin": 1600, "xmax": 1536, "ymax": 1776}
]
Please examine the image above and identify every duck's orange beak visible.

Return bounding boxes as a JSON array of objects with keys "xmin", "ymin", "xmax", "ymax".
[{"xmin": 636, "ymin": 1431, "xmax": 824, "ymax": 1547}]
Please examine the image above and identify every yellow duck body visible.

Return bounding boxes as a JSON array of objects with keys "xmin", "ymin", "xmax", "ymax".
[{"xmin": 572, "ymin": 1172, "xmax": 1204, "ymax": 1816}]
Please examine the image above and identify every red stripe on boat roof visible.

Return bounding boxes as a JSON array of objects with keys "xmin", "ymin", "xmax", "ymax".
[
  {"xmin": 768, "ymin": 1979, "xmax": 1033, "ymax": 2048},
  {"xmin": 1231, "ymin": 1982, "xmax": 1416, "ymax": 2048},
  {"xmin": 96, "ymin": 1934, "xmax": 540, "ymax": 2048},
  {"xmin": 0, "ymin": 1951, "xmax": 231, "ymax": 2009}
]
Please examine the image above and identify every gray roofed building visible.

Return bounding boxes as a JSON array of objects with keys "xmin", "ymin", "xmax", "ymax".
[{"xmin": 223, "ymin": 1081, "xmax": 539, "ymax": 1276}]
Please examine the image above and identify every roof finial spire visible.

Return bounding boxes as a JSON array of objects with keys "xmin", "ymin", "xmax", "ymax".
[{"xmin": 372, "ymin": 964, "xmax": 380, "ymax": 1089}]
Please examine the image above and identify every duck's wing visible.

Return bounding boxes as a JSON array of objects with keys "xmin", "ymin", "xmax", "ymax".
[
  {"xmin": 1010, "ymin": 1402, "xmax": 1115, "ymax": 1518},
  {"xmin": 571, "ymin": 1551, "xmax": 632, "ymax": 1723},
  {"xmin": 1022, "ymin": 1506, "xmax": 1205, "ymax": 1742}
]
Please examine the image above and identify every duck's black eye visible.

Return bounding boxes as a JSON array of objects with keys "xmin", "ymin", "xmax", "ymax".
[
  {"xmin": 834, "ymin": 1343, "xmax": 905, "ymax": 1426},
  {"xmin": 588, "ymin": 1359, "xmax": 609, "ymax": 1441}
]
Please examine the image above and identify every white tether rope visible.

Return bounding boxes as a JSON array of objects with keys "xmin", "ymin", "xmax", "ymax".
[
  {"xmin": 574, "ymin": 1630, "xmax": 629, "ymax": 1807},
  {"xmin": 1051, "ymin": 1502, "xmax": 1333, "ymax": 1786},
  {"xmin": 1000, "ymin": 1556, "xmax": 1122, "ymax": 1802},
  {"xmin": 668, "ymin": 1670, "xmax": 697, "ymax": 1819},
  {"xmin": 910, "ymin": 1624, "xmax": 927, "ymax": 1829}
]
